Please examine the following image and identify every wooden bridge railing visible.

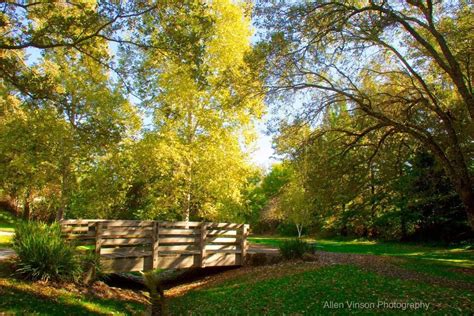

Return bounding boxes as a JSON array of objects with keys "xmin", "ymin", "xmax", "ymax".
[{"xmin": 60, "ymin": 219, "xmax": 249, "ymax": 273}]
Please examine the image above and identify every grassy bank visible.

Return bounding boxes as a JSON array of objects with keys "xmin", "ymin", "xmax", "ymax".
[
  {"xmin": 168, "ymin": 263, "xmax": 473, "ymax": 315},
  {"xmin": 0, "ymin": 261, "xmax": 147, "ymax": 315}
]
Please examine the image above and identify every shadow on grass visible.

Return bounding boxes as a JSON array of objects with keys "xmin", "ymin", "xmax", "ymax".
[{"xmin": 0, "ymin": 279, "xmax": 145, "ymax": 315}]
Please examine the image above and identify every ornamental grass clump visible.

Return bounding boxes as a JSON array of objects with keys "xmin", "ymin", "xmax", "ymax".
[
  {"xmin": 13, "ymin": 221, "xmax": 82, "ymax": 282},
  {"xmin": 279, "ymin": 238, "xmax": 315, "ymax": 260}
]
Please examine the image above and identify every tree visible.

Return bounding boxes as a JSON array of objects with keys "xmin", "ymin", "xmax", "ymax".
[
  {"xmin": 126, "ymin": 0, "xmax": 263, "ymax": 222},
  {"xmin": 256, "ymin": 0, "xmax": 474, "ymax": 228},
  {"xmin": 278, "ymin": 176, "xmax": 313, "ymax": 238},
  {"xmin": 0, "ymin": 46, "xmax": 139, "ymax": 220}
]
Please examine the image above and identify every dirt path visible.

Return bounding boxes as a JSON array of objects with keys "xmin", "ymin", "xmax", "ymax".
[
  {"xmin": 0, "ymin": 248, "xmax": 15, "ymax": 261},
  {"xmin": 248, "ymin": 243, "xmax": 279, "ymax": 254},
  {"xmin": 314, "ymin": 251, "xmax": 474, "ymax": 292}
]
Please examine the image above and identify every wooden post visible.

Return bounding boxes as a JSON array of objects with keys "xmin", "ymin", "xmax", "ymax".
[
  {"xmin": 152, "ymin": 221, "xmax": 160, "ymax": 270},
  {"xmin": 240, "ymin": 224, "xmax": 249, "ymax": 266},
  {"xmin": 200, "ymin": 222, "xmax": 208, "ymax": 268},
  {"xmin": 95, "ymin": 222, "xmax": 103, "ymax": 257},
  {"xmin": 90, "ymin": 222, "xmax": 103, "ymax": 282}
]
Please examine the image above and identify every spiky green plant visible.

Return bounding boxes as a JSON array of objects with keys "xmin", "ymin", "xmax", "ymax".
[{"xmin": 13, "ymin": 221, "xmax": 82, "ymax": 282}]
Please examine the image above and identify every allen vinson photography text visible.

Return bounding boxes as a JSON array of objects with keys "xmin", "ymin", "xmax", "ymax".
[{"xmin": 323, "ymin": 301, "xmax": 431, "ymax": 311}]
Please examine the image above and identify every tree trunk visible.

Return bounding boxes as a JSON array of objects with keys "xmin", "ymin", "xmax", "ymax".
[
  {"xmin": 457, "ymin": 182, "xmax": 474, "ymax": 230},
  {"xmin": 296, "ymin": 224, "xmax": 303, "ymax": 238},
  {"xmin": 184, "ymin": 158, "xmax": 193, "ymax": 228},
  {"xmin": 184, "ymin": 191, "xmax": 191, "ymax": 224},
  {"xmin": 369, "ymin": 165, "xmax": 377, "ymax": 238},
  {"xmin": 22, "ymin": 191, "xmax": 31, "ymax": 220},
  {"xmin": 400, "ymin": 210, "xmax": 408, "ymax": 241},
  {"xmin": 56, "ymin": 159, "xmax": 71, "ymax": 221}
]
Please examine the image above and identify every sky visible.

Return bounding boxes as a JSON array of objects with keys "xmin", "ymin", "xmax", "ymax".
[{"xmin": 252, "ymin": 118, "xmax": 277, "ymax": 170}]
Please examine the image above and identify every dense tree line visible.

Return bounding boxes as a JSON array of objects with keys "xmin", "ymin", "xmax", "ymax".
[{"xmin": 247, "ymin": 0, "xmax": 473, "ymax": 241}]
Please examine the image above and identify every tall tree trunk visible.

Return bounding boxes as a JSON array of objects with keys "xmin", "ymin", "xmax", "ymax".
[
  {"xmin": 296, "ymin": 224, "xmax": 303, "ymax": 238},
  {"xmin": 400, "ymin": 210, "xmax": 408, "ymax": 241},
  {"xmin": 340, "ymin": 203, "xmax": 348, "ymax": 236},
  {"xmin": 184, "ymin": 163, "xmax": 192, "ymax": 228},
  {"xmin": 369, "ymin": 165, "xmax": 377, "ymax": 237},
  {"xmin": 457, "ymin": 181, "xmax": 474, "ymax": 230},
  {"xmin": 56, "ymin": 160, "xmax": 71, "ymax": 221},
  {"xmin": 22, "ymin": 190, "xmax": 31, "ymax": 220}
]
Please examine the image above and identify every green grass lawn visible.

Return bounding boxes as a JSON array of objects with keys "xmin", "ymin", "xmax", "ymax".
[
  {"xmin": 0, "ymin": 235, "xmax": 12, "ymax": 248},
  {"xmin": 168, "ymin": 264, "xmax": 473, "ymax": 315},
  {"xmin": 0, "ymin": 210, "xmax": 16, "ymax": 248},
  {"xmin": 249, "ymin": 236, "xmax": 474, "ymax": 282}
]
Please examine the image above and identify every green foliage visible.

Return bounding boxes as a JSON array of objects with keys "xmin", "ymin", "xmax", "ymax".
[
  {"xmin": 12, "ymin": 221, "xmax": 82, "ymax": 282},
  {"xmin": 0, "ymin": 210, "xmax": 17, "ymax": 232},
  {"xmin": 279, "ymin": 239, "xmax": 315, "ymax": 260}
]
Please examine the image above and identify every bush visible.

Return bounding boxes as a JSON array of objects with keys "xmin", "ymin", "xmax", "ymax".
[
  {"xmin": 279, "ymin": 239, "xmax": 315, "ymax": 260},
  {"xmin": 12, "ymin": 221, "xmax": 82, "ymax": 282}
]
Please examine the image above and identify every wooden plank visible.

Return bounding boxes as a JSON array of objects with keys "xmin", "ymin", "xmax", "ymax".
[
  {"xmin": 206, "ymin": 249, "xmax": 241, "ymax": 254},
  {"xmin": 101, "ymin": 238, "xmax": 151, "ymax": 246},
  {"xmin": 158, "ymin": 250, "xmax": 200, "ymax": 255},
  {"xmin": 203, "ymin": 253, "xmax": 239, "ymax": 266},
  {"xmin": 61, "ymin": 226, "xmax": 90, "ymax": 233},
  {"xmin": 101, "ymin": 256, "xmax": 152, "ymax": 273},
  {"xmin": 206, "ymin": 230, "xmax": 239, "ymax": 236},
  {"xmin": 158, "ymin": 245, "xmax": 199, "ymax": 251},
  {"xmin": 159, "ymin": 221, "xmax": 201, "ymax": 227},
  {"xmin": 60, "ymin": 219, "xmax": 104, "ymax": 225},
  {"xmin": 206, "ymin": 223, "xmax": 243, "ymax": 229},
  {"xmin": 100, "ymin": 246, "xmax": 147, "ymax": 254},
  {"xmin": 100, "ymin": 230, "xmax": 153, "ymax": 237},
  {"xmin": 159, "ymin": 229, "xmax": 200, "ymax": 235},
  {"xmin": 101, "ymin": 220, "xmax": 154, "ymax": 226},
  {"xmin": 155, "ymin": 254, "xmax": 198, "ymax": 269},
  {"xmin": 205, "ymin": 244, "xmax": 238, "ymax": 251},
  {"xmin": 102, "ymin": 226, "xmax": 153, "ymax": 232},
  {"xmin": 102, "ymin": 221, "xmax": 154, "ymax": 228},
  {"xmin": 206, "ymin": 237, "xmax": 239, "ymax": 244},
  {"xmin": 102, "ymin": 251, "xmax": 152, "ymax": 259},
  {"xmin": 63, "ymin": 233, "xmax": 95, "ymax": 239},
  {"xmin": 159, "ymin": 237, "xmax": 197, "ymax": 244}
]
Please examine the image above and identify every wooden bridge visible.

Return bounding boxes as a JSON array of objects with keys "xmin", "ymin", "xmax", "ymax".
[{"xmin": 60, "ymin": 219, "xmax": 249, "ymax": 273}]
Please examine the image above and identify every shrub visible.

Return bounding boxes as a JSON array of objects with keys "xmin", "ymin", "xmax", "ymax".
[
  {"xmin": 279, "ymin": 239, "xmax": 315, "ymax": 260},
  {"xmin": 12, "ymin": 221, "xmax": 82, "ymax": 282}
]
